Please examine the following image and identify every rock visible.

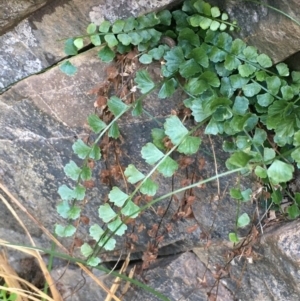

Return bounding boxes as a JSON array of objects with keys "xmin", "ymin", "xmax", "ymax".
[
  {"xmin": 0, "ymin": 0, "xmax": 49, "ymax": 35},
  {"xmin": 1, "ymin": 1, "xmax": 300, "ymax": 300},
  {"xmin": 0, "ymin": 47, "xmax": 255, "ymax": 259},
  {"xmin": 121, "ymin": 252, "xmax": 234, "ymax": 301},
  {"xmin": 193, "ymin": 220, "xmax": 300, "ymax": 301},
  {"xmin": 0, "ymin": 48, "xmax": 104, "ymax": 238},
  {"xmin": 285, "ymin": 51, "xmax": 300, "ymax": 71},
  {"xmin": 0, "ymin": 0, "xmax": 176, "ymax": 92},
  {"xmin": 210, "ymin": 0, "xmax": 300, "ymax": 64},
  {"xmin": 50, "ymin": 265, "xmax": 108, "ymax": 300}
]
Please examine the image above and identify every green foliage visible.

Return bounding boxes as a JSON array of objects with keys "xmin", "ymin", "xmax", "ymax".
[
  {"xmin": 0, "ymin": 286, "xmax": 17, "ymax": 301},
  {"xmin": 57, "ymin": 0, "xmax": 300, "ymax": 277},
  {"xmin": 59, "ymin": 60, "xmax": 77, "ymax": 76},
  {"xmin": 135, "ymin": 70, "xmax": 156, "ymax": 93}
]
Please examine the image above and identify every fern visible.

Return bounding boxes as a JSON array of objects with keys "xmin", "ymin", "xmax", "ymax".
[{"xmin": 57, "ymin": 0, "xmax": 300, "ymax": 264}]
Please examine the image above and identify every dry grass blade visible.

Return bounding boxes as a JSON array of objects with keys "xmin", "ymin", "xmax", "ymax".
[
  {"xmin": 0, "ymin": 272, "xmax": 54, "ymax": 301},
  {"xmin": 0, "ymin": 183, "xmax": 67, "ymax": 253},
  {"xmin": 105, "ymin": 253, "xmax": 131, "ymax": 301},
  {"xmin": 0, "ymin": 182, "xmax": 126, "ymax": 301},
  {"xmin": 121, "ymin": 265, "xmax": 136, "ymax": 296},
  {"xmin": 0, "ymin": 252, "xmax": 26, "ymax": 301},
  {"xmin": 0, "ymin": 185, "xmax": 63, "ymax": 301},
  {"xmin": 78, "ymin": 264, "xmax": 122, "ymax": 301}
]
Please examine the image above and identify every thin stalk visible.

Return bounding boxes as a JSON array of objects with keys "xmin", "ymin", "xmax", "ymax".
[
  {"xmin": 98, "ymin": 167, "xmax": 245, "ymax": 253},
  {"xmin": 42, "ymin": 238, "xmax": 56, "ymax": 300},
  {"xmin": 0, "ymin": 243, "xmax": 172, "ymax": 301},
  {"xmin": 241, "ymin": 0, "xmax": 300, "ymax": 27}
]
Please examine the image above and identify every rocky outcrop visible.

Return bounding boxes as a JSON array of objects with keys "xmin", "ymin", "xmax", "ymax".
[
  {"xmin": 1, "ymin": 1, "xmax": 300, "ymax": 301},
  {"xmin": 211, "ymin": 0, "xmax": 300, "ymax": 64}
]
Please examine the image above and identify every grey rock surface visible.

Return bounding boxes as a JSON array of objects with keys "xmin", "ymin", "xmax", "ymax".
[
  {"xmin": 193, "ymin": 220, "xmax": 300, "ymax": 301},
  {"xmin": 1, "ymin": 1, "xmax": 300, "ymax": 301},
  {"xmin": 0, "ymin": 46, "xmax": 254, "ymax": 260},
  {"xmin": 210, "ymin": 0, "xmax": 300, "ymax": 64},
  {"xmin": 120, "ymin": 251, "xmax": 234, "ymax": 301},
  {"xmin": 0, "ymin": 0, "xmax": 176, "ymax": 92},
  {"xmin": 0, "ymin": 0, "xmax": 49, "ymax": 35}
]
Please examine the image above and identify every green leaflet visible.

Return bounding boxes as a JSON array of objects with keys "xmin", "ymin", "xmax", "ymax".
[
  {"xmin": 231, "ymin": 38, "xmax": 246, "ymax": 55},
  {"xmin": 117, "ymin": 33, "xmax": 132, "ymax": 45},
  {"xmin": 74, "ymin": 38, "xmax": 83, "ymax": 49},
  {"xmin": 226, "ymin": 151, "xmax": 253, "ymax": 169},
  {"xmin": 242, "ymin": 83, "xmax": 261, "ymax": 97},
  {"xmin": 90, "ymin": 144, "xmax": 101, "ymax": 160},
  {"xmin": 177, "ymin": 136, "xmax": 202, "ymax": 154},
  {"xmin": 142, "ymin": 143, "xmax": 164, "ymax": 164},
  {"xmin": 55, "ymin": 224, "xmax": 76, "ymax": 237},
  {"xmin": 148, "ymin": 45, "xmax": 166, "ymax": 60},
  {"xmin": 134, "ymin": 70, "xmax": 156, "ymax": 94},
  {"xmin": 98, "ymin": 46, "xmax": 116, "ymax": 62},
  {"xmin": 108, "ymin": 96, "xmax": 128, "ymax": 116},
  {"xmin": 98, "ymin": 236, "xmax": 116, "ymax": 251},
  {"xmin": 99, "ymin": 20, "xmax": 111, "ymax": 33},
  {"xmin": 287, "ymin": 204, "xmax": 300, "ymax": 219},
  {"xmin": 164, "ymin": 115, "xmax": 189, "ymax": 144},
  {"xmin": 88, "ymin": 114, "xmax": 107, "ymax": 133},
  {"xmin": 87, "ymin": 23, "xmax": 97, "ymax": 34},
  {"xmin": 157, "ymin": 10, "xmax": 172, "ymax": 25},
  {"xmin": 124, "ymin": 165, "xmax": 145, "ymax": 184},
  {"xmin": 64, "ymin": 39, "xmax": 78, "ymax": 55},
  {"xmin": 266, "ymin": 76, "xmax": 281, "ymax": 95},
  {"xmin": 104, "ymin": 34, "xmax": 119, "ymax": 47},
  {"xmin": 64, "ymin": 160, "xmax": 81, "ymax": 181},
  {"xmin": 121, "ymin": 200, "xmax": 140, "ymax": 218},
  {"xmin": 157, "ymin": 156, "xmax": 178, "ymax": 177},
  {"xmin": 139, "ymin": 54, "xmax": 153, "ymax": 64},
  {"xmin": 164, "ymin": 46, "xmax": 185, "ymax": 73},
  {"xmin": 98, "ymin": 204, "xmax": 117, "ymax": 223},
  {"xmin": 58, "ymin": 185, "xmax": 75, "ymax": 201},
  {"xmin": 90, "ymin": 34, "xmax": 101, "ymax": 46},
  {"xmin": 243, "ymin": 46, "xmax": 258, "ymax": 62},
  {"xmin": 178, "ymin": 28, "xmax": 200, "ymax": 46},
  {"xmin": 257, "ymin": 53, "xmax": 272, "ymax": 68},
  {"xmin": 158, "ymin": 78, "xmax": 177, "ymax": 98},
  {"xmin": 132, "ymin": 98, "xmax": 143, "ymax": 116},
  {"xmin": 123, "ymin": 16, "xmax": 137, "ymax": 32},
  {"xmin": 229, "ymin": 232, "xmax": 239, "ymax": 243},
  {"xmin": 179, "ymin": 59, "xmax": 202, "ymax": 78},
  {"xmin": 81, "ymin": 166, "xmax": 92, "ymax": 181},
  {"xmin": 185, "ymin": 77, "xmax": 209, "ymax": 95},
  {"xmin": 81, "ymin": 243, "xmax": 94, "ymax": 257},
  {"xmin": 238, "ymin": 63, "xmax": 256, "ymax": 77},
  {"xmin": 152, "ymin": 128, "xmax": 166, "ymax": 150},
  {"xmin": 60, "ymin": 61, "xmax": 77, "ymax": 76},
  {"xmin": 73, "ymin": 185, "xmax": 86, "ymax": 201},
  {"xmin": 107, "ymin": 217, "xmax": 128, "ymax": 236},
  {"xmin": 72, "ymin": 139, "xmax": 91, "ymax": 159},
  {"xmin": 140, "ymin": 178, "xmax": 158, "ymax": 196},
  {"xmin": 89, "ymin": 224, "xmax": 104, "ymax": 241},
  {"xmin": 112, "ymin": 20, "xmax": 125, "ymax": 33},
  {"xmin": 57, "ymin": 201, "xmax": 71, "ymax": 218},
  {"xmin": 267, "ymin": 160, "xmax": 294, "ymax": 185},
  {"xmin": 255, "ymin": 166, "xmax": 267, "ymax": 178},
  {"xmin": 108, "ymin": 187, "xmax": 129, "ymax": 207},
  {"xmin": 108, "ymin": 122, "xmax": 120, "ymax": 138},
  {"xmin": 276, "ymin": 63, "xmax": 289, "ymax": 77},
  {"xmin": 237, "ymin": 213, "xmax": 250, "ymax": 228},
  {"xmin": 188, "ymin": 46, "xmax": 209, "ymax": 68},
  {"xmin": 232, "ymin": 96, "xmax": 249, "ymax": 115}
]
